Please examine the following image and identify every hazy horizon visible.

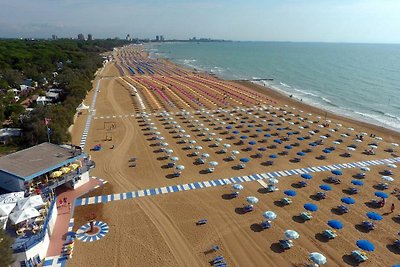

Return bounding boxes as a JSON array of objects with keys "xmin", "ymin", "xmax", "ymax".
[{"xmin": 1, "ymin": 0, "xmax": 400, "ymax": 44}]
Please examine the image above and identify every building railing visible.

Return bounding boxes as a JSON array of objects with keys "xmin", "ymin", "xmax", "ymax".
[
  {"xmin": 46, "ymin": 160, "xmax": 95, "ymax": 191},
  {"xmin": 12, "ymin": 196, "xmax": 56, "ymax": 253}
]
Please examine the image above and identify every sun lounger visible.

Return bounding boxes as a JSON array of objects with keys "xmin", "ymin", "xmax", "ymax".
[
  {"xmin": 279, "ymin": 239, "xmax": 293, "ymax": 250},
  {"xmin": 394, "ymin": 240, "xmax": 400, "ymax": 249},
  {"xmin": 214, "ymin": 262, "xmax": 227, "ymax": 267},
  {"xmin": 298, "ymin": 181, "xmax": 307, "ymax": 187},
  {"xmin": 351, "ymin": 250, "xmax": 368, "ymax": 262},
  {"xmin": 129, "ymin": 157, "xmax": 137, "ymax": 162},
  {"xmin": 243, "ymin": 205, "xmax": 254, "ymax": 212},
  {"xmin": 348, "ymin": 187, "xmax": 359, "ymax": 194},
  {"xmin": 337, "ymin": 205, "xmax": 349, "ymax": 213},
  {"xmin": 261, "ymin": 220, "xmax": 271, "ymax": 229},
  {"xmin": 196, "ymin": 219, "xmax": 207, "ymax": 225},
  {"xmin": 376, "ymin": 183, "xmax": 389, "ymax": 190},
  {"xmin": 382, "ymin": 170, "xmax": 393, "ymax": 175},
  {"xmin": 230, "ymin": 192, "xmax": 239, "ymax": 198},
  {"xmin": 362, "ymin": 221, "xmax": 375, "ymax": 230},
  {"xmin": 322, "ymin": 229, "xmax": 337, "ymax": 239},
  {"xmin": 300, "ymin": 211, "xmax": 313, "ymax": 220},
  {"xmin": 316, "ymin": 192, "xmax": 327, "ymax": 199},
  {"xmin": 281, "ymin": 198, "xmax": 292, "ymax": 205},
  {"xmin": 212, "ymin": 256, "xmax": 224, "ymax": 264},
  {"xmin": 129, "ymin": 163, "xmax": 136, "ymax": 168}
]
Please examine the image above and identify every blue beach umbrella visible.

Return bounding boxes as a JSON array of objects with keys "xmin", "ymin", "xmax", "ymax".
[
  {"xmin": 248, "ymin": 124, "xmax": 254, "ymax": 128},
  {"xmin": 301, "ymin": 173, "xmax": 313, "ymax": 179},
  {"xmin": 351, "ymin": 180, "xmax": 364, "ymax": 186},
  {"xmin": 268, "ymin": 123, "xmax": 275, "ymax": 126},
  {"xmin": 256, "ymin": 129, "xmax": 263, "ymax": 132},
  {"xmin": 323, "ymin": 149, "xmax": 332, "ymax": 153},
  {"xmin": 375, "ymin": 191, "xmax": 388, "ymax": 198},
  {"xmin": 240, "ymin": 135, "xmax": 248, "ymax": 140},
  {"xmin": 240, "ymin": 158, "xmax": 250, "ymax": 163},
  {"xmin": 226, "ymin": 125, "xmax": 232, "ymax": 129},
  {"xmin": 331, "ymin": 170, "xmax": 342, "ymax": 176},
  {"xmin": 356, "ymin": 240, "xmax": 375, "ymax": 251},
  {"xmin": 284, "ymin": 190, "xmax": 297, "ymax": 197},
  {"xmin": 341, "ymin": 197, "xmax": 356, "ymax": 205},
  {"xmin": 269, "ymin": 154, "xmax": 278, "ymax": 159},
  {"xmin": 232, "ymin": 184, "xmax": 244, "ymax": 190},
  {"xmin": 284, "ymin": 145, "xmax": 293, "ymax": 149},
  {"xmin": 274, "ymin": 139, "xmax": 283, "ymax": 144},
  {"xmin": 297, "ymin": 151, "xmax": 306, "ymax": 156},
  {"xmin": 366, "ymin": 212, "xmax": 382, "ymax": 221},
  {"xmin": 309, "ymin": 143, "xmax": 317, "ymax": 147},
  {"xmin": 297, "ymin": 137, "xmax": 305, "ymax": 141},
  {"xmin": 320, "ymin": 184, "xmax": 332, "ymax": 191},
  {"xmin": 304, "ymin": 203, "xmax": 318, "ymax": 212},
  {"xmin": 287, "ymin": 132, "xmax": 293, "ymax": 135},
  {"xmin": 232, "ymin": 130, "xmax": 240, "ymax": 134},
  {"xmin": 264, "ymin": 134, "xmax": 272, "ymax": 137},
  {"xmin": 277, "ymin": 127, "xmax": 284, "ymax": 130},
  {"xmin": 249, "ymin": 141, "xmax": 257, "ymax": 145},
  {"xmin": 258, "ymin": 147, "xmax": 267, "ymax": 152},
  {"xmin": 327, "ymin": 220, "xmax": 343, "ymax": 230}
]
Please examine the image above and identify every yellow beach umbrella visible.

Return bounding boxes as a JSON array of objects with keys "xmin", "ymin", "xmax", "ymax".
[
  {"xmin": 69, "ymin": 163, "xmax": 80, "ymax": 170},
  {"xmin": 50, "ymin": 171, "xmax": 63, "ymax": 178},
  {"xmin": 60, "ymin": 167, "xmax": 71, "ymax": 174}
]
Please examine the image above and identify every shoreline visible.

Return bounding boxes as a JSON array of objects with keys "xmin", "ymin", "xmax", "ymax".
[
  {"xmin": 145, "ymin": 47, "xmax": 399, "ymax": 140},
  {"xmin": 147, "ymin": 44, "xmax": 400, "ymax": 135}
]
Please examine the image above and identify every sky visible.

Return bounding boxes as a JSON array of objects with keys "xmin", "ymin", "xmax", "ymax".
[{"xmin": 1, "ymin": 0, "xmax": 400, "ymax": 43}]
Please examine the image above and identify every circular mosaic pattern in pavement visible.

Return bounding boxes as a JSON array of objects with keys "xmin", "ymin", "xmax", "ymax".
[{"xmin": 76, "ymin": 221, "xmax": 109, "ymax": 242}]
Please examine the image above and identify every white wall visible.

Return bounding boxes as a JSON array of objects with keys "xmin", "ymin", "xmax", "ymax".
[
  {"xmin": 47, "ymin": 201, "xmax": 58, "ymax": 235},
  {"xmin": 73, "ymin": 171, "xmax": 90, "ymax": 189}
]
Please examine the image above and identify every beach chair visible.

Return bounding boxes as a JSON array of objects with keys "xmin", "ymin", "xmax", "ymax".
[
  {"xmin": 129, "ymin": 157, "xmax": 137, "ymax": 162},
  {"xmin": 279, "ymin": 239, "xmax": 293, "ymax": 250},
  {"xmin": 376, "ymin": 183, "xmax": 389, "ymax": 190},
  {"xmin": 382, "ymin": 169, "xmax": 393, "ymax": 175},
  {"xmin": 261, "ymin": 220, "xmax": 271, "ymax": 229},
  {"xmin": 281, "ymin": 198, "xmax": 292, "ymax": 205},
  {"xmin": 214, "ymin": 262, "xmax": 227, "ymax": 267},
  {"xmin": 327, "ymin": 177, "xmax": 341, "ymax": 184},
  {"xmin": 316, "ymin": 192, "xmax": 327, "ymax": 200},
  {"xmin": 355, "ymin": 173, "xmax": 366, "ymax": 179},
  {"xmin": 347, "ymin": 187, "xmax": 359, "ymax": 194},
  {"xmin": 196, "ymin": 219, "xmax": 208, "ymax": 225},
  {"xmin": 300, "ymin": 211, "xmax": 313, "ymax": 221},
  {"xmin": 207, "ymin": 167, "xmax": 215, "ymax": 173},
  {"xmin": 337, "ymin": 205, "xmax": 349, "ymax": 214},
  {"xmin": 237, "ymin": 163, "xmax": 246, "ymax": 169},
  {"xmin": 394, "ymin": 240, "xmax": 400, "ymax": 249},
  {"xmin": 266, "ymin": 185, "xmax": 278, "ymax": 192},
  {"xmin": 351, "ymin": 250, "xmax": 368, "ymax": 262},
  {"xmin": 212, "ymin": 256, "xmax": 224, "ymax": 264},
  {"xmin": 230, "ymin": 192, "xmax": 239, "ymax": 198},
  {"xmin": 243, "ymin": 205, "xmax": 254, "ymax": 213},
  {"xmin": 322, "ymin": 229, "xmax": 337, "ymax": 239},
  {"xmin": 173, "ymin": 172, "xmax": 181, "ymax": 177},
  {"xmin": 298, "ymin": 181, "xmax": 307, "ymax": 187},
  {"xmin": 362, "ymin": 221, "xmax": 375, "ymax": 230},
  {"xmin": 129, "ymin": 163, "xmax": 137, "ymax": 168}
]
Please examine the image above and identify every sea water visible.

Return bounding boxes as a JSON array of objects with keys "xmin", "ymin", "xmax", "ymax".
[{"xmin": 148, "ymin": 42, "xmax": 400, "ymax": 132}]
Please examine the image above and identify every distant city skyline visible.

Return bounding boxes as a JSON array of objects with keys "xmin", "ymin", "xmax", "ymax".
[{"xmin": 1, "ymin": 0, "xmax": 400, "ymax": 44}]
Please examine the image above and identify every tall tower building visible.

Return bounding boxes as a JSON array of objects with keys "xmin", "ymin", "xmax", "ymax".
[
  {"xmin": 77, "ymin": 33, "xmax": 85, "ymax": 40},
  {"xmin": 87, "ymin": 34, "xmax": 93, "ymax": 41}
]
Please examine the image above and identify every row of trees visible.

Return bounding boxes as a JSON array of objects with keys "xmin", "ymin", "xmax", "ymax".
[{"xmin": 0, "ymin": 39, "xmax": 130, "ymax": 147}]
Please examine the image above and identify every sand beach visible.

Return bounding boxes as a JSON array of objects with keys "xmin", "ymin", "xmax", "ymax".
[{"xmin": 67, "ymin": 45, "xmax": 400, "ymax": 267}]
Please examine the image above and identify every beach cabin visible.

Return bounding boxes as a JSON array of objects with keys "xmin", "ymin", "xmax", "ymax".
[{"xmin": 0, "ymin": 142, "xmax": 95, "ymax": 266}]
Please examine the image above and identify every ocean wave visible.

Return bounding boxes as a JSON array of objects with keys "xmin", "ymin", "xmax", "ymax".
[
  {"xmin": 384, "ymin": 113, "xmax": 400, "ymax": 121},
  {"xmin": 279, "ymin": 82, "xmax": 291, "ymax": 88}
]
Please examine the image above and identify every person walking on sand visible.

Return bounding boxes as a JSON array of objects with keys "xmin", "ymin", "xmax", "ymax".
[
  {"xmin": 391, "ymin": 203, "xmax": 395, "ymax": 213},
  {"xmin": 68, "ymin": 202, "xmax": 71, "ymax": 211}
]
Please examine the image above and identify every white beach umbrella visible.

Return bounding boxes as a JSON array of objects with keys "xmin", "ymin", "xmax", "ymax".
[
  {"xmin": 268, "ymin": 178, "xmax": 279, "ymax": 185},
  {"xmin": 170, "ymin": 156, "xmax": 179, "ymax": 162},
  {"xmin": 231, "ymin": 150, "xmax": 240, "ymax": 155},
  {"xmin": 189, "ymin": 140, "xmax": 197, "ymax": 144},
  {"xmin": 340, "ymin": 134, "xmax": 348, "ymax": 137},
  {"xmin": 320, "ymin": 136, "xmax": 327, "ymax": 139},
  {"xmin": 232, "ymin": 184, "xmax": 244, "ymax": 190},
  {"xmin": 284, "ymin": 230, "xmax": 299, "ymax": 240},
  {"xmin": 9, "ymin": 208, "xmax": 40, "ymax": 225},
  {"xmin": 0, "ymin": 203, "xmax": 16, "ymax": 216},
  {"xmin": 387, "ymin": 163, "xmax": 397, "ymax": 168},
  {"xmin": 336, "ymin": 123, "xmax": 342, "ymax": 127},
  {"xmin": 347, "ymin": 147, "xmax": 356, "ymax": 151},
  {"xmin": 176, "ymin": 165, "xmax": 185, "ymax": 171},
  {"xmin": 360, "ymin": 167, "xmax": 370, "ymax": 172},
  {"xmin": 223, "ymin": 143, "xmax": 231, "ymax": 148},
  {"xmin": 201, "ymin": 153, "xmax": 210, "ymax": 158},
  {"xmin": 382, "ymin": 176, "xmax": 394, "ymax": 182},
  {"xmin": 355, "ymin": 139, "xmax": 363, "ymax": 143},
  {"xmin": 160, "ymin": 142, "xmax": 168, "ymax": 147},
  {"xmin": 328, "ymin": 129, "xmax": 336, "ymax": 132},
  {"xmin": 246, "ymin": 196, "xmax": 259, "ymax": 204},
  {"xmin": 263, "ymin": 211, "xmax": 277, "ymax": 220},
  {"xmin": 309, "ymin": 252, "xmax": 327, "ymax": 265},
  {"xmin": 369, "ymin": 145, "xmax": 378, "ymax": 149},
  {"xmin": 391, "ymin": 143, "xmax": 399, "ymax": 147},
  {"xmin": 332, "ymin": 141, "xmax": 341, "ymax": 145},
  {"xmin": 216, "ymin": 138, "xmax": 223, "ymax": 142},
  {"xmin": 194, "ymin": 146, "xmax": 203, "ymax": 150},
  {"xmin": 375, "ymin": 136, "xmax": 383, "ymax": 141},
  {"xmin": 209, "ymin": 161, "xmax": 218, "ymax": 167},
  {"xmin": 16, "ymin": 195, "xmax": 44, "ymax": 210},
  {"xmin": 165, "ymin": 149, "xmax": 173, "ymax": 154}
]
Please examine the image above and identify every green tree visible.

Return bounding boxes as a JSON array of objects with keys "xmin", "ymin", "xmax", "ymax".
[{"xmin": 0, "ymin": 228, "xmax": 15, "ymax": 266}]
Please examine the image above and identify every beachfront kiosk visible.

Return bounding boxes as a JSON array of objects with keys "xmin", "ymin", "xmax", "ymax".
[{"xmin": 0, "ymin": 142, "xmax": 95, "ymax": 267}]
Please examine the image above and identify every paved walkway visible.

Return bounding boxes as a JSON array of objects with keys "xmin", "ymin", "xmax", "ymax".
[
  {"xmin": 75, "ymin": 157, "xmax": 400, "ymax": 206},
  {"xmin": 79, "ymin": 79, "xmax": 102, "ymax": 148}
]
